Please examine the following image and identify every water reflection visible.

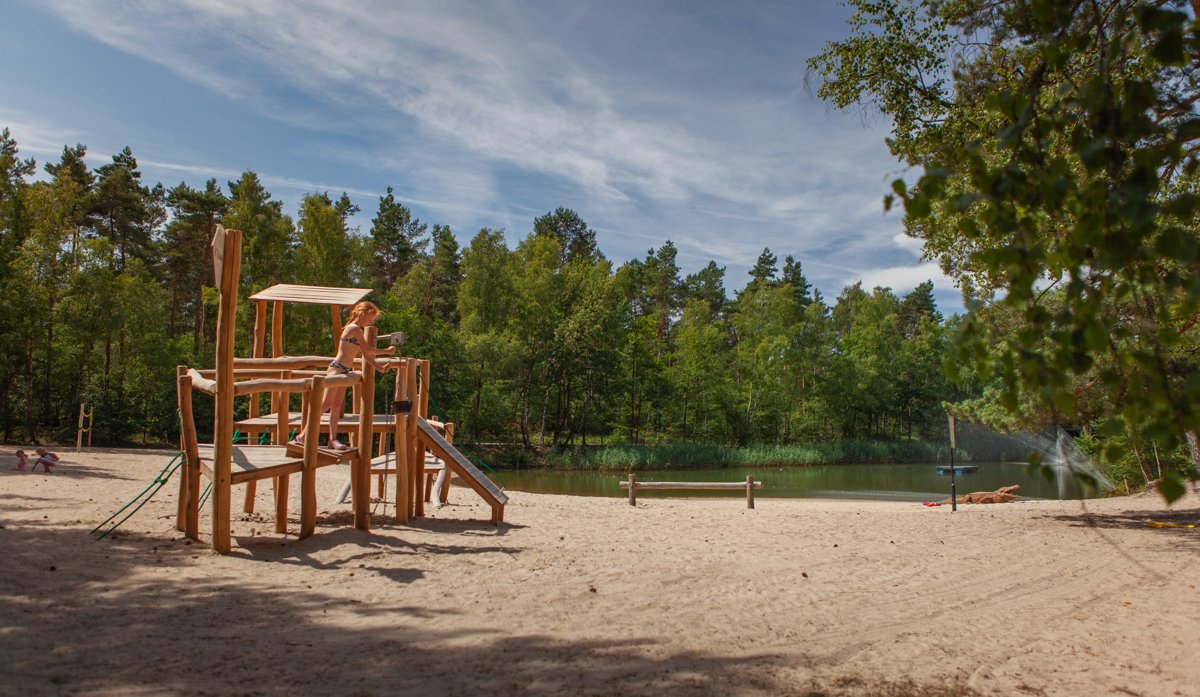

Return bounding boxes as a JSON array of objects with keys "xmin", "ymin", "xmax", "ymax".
[{"xmin": 491, "ymin": 462, "xmax": 1100, "ymax": 501}]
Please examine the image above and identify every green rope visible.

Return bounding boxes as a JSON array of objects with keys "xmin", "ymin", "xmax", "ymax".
[
  {"xmin": 92, "ymin": 430, "xmax": 248, "ymax": 541},
  {"xmin": 417, "ymin": 372, "xmax": 506, "ymax": 489},
  {"xmin": 91, "ymin": 453, "xmax": 184, "ymax": 540}
]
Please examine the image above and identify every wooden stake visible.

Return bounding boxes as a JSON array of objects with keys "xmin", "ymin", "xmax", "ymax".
[
  {"xmin": 353, "ymin": 327, "xmax": 376, "ymax": 531},
  {"xmin": 301, "ymin": 378, "xmax": 323, "ymax": 539},
  {"xmin": 414, "ymin": 360, "xmax": 431, "ymax": 518},
  {"xmin": 408, "ymin": 359, "xmax": 421, "ymax": 519},
  {"xmin": 746, "ymin": 476, "xmax": 755, "ymax": 509},
  {"xmin": 394, "ymin": 358, "xmax": 411, "ymax": 524},
  {"xmin": 75, "ymin": 402, "xmax": 86, "ymax": 453},
  {"xmin": 272, "ymin": 300, "xmax": 286, "ymax": 443},
  {"xmin": 628, "ymin": 474, "xmax": 637, "ymax": 506},
  {"xmin": 211, "ymin": 227, "xmax": 241, "ymax": 554}
]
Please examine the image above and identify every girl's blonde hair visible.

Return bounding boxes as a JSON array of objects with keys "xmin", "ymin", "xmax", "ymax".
[{"xmin": 347, "ymin": 301, "xmax": 380, "ymax": 325}]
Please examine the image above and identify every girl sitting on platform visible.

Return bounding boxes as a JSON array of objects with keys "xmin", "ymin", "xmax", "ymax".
[{"xmin": 294, "ymin": 301, "xmax": 394, "ymax": 451}]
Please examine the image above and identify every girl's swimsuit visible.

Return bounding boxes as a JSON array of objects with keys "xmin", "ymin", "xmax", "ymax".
[{"xmin": 331, "ymin": 330, "xmax": 358, "ymax": 373}]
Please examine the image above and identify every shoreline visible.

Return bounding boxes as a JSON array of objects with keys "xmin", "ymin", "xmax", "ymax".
[{"xmin": 2, "ymin": 447, "xmax": 1198, "ymax": 696}]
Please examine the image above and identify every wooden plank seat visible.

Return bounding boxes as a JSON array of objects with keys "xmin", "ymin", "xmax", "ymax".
[{"xmin": 196, "ymin": 443, "xmax": 306, "ymax": 485}]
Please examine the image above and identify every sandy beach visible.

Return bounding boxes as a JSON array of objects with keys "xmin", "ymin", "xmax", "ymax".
[{"xmin": 1, "ymin": 447, "xmax": 1198, "ymax": 696}]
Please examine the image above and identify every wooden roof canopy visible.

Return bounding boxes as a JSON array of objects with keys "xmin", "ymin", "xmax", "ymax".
[{"xmin": 249, "ymin": 284, "xmax": 371, "ymax": 306}]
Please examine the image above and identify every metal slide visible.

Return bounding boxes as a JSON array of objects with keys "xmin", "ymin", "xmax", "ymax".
[{"xmin": 416, "ymin": 418, "xmax": 508, "ymax": 523}]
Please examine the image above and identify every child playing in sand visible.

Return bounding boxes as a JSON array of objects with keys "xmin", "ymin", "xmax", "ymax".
[
  {"xmin": 32, "ymin": 448, "xmax": 59, "ymax": 472},
  {"xmin": 293, "ymin": 301, "xmax": 394, "ymax": 451},
  {"xmin": 15, "ymin": 450, "xmax": 28, "ymax": 471}
]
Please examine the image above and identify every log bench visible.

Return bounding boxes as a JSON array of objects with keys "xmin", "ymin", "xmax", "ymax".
[{"xmin": 619, "ymin": 474, "xmax": 763, "ymax": 509}]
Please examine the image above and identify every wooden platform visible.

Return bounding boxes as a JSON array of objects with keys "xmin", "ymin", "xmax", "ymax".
[
  {"xmin": 196, "ymin": 444, "xmax": 304, "ymax": 485},
  {"xmin": 235, "ymin": 411, "xmax": 398, "ymax": 437}
]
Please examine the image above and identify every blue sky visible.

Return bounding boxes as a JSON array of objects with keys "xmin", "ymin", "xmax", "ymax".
[{"xmin": 0, "ymin": 0, "xmax": 960, "ymax": 313}]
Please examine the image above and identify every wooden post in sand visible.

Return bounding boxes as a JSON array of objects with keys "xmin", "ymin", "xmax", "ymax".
[
  {"xmin": 393, "ymin": 357, "xmax": 412, "ymax": 524},
  {"xmin": 75, "ymin": 402, "xmax": 93, "ymax": 452},
  {"xmin": 211, "ymin": 226, "xmax": 241, "ymax": 554},
  {"xmin": 948, "ymin": 413, "xmax": 958, "ymax": 513},
  {"xmin": 353, "ymin": 326, "xmax": 377, "ymax": 531},
  {"xmin": 747, "ymin": 475, "xmax": 755, "ymax": 509},
  {"xmin": 627, "ymin": 474, "xmax": 637, "ymax": 506}
]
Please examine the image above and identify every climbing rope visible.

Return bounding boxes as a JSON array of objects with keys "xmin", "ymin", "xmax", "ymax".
[
  {"xmin": 93, "ymin": 431, "xmax": 248, "ymax": 540},
  {"xmin": 91, "ymin": 452, "xmax": 184, "ymax": 540}
]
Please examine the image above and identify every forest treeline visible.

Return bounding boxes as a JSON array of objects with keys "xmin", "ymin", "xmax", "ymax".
[{"xmin": 0, "ymin": 130, "xmax": 968, "ymax": 451}]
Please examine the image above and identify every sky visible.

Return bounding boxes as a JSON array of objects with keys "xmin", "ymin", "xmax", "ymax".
[{"xmin": 0, "ymin": 0, "xmax": 961, "ymax": 314}]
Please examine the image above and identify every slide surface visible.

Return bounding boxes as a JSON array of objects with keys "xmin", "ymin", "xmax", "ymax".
[{"xmin": 417, "ymin": 418, "xmax": 509, "ymax": 506}]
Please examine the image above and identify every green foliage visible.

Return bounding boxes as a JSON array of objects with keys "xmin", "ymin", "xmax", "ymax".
[
  {"xmin": 0, "ymin": 130, "xmax": 965, "ymax": 460},
  {"xmin": 811, "ymin": 0, "xmax": 1200, "ymax": 499}
]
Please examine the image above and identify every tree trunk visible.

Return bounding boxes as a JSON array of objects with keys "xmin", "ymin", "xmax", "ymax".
[
  {"xmin": 45, "ymin": 291, "xmax": 54, "ymax": 428},
  {"xmin": 26, "ymin": 338, "xmax": 36, "ymax": 443}
]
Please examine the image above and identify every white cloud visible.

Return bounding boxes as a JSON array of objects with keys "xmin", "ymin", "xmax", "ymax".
[{"xmin": 856, "ymin": 262, "xmax": 952, "ymax": 294}]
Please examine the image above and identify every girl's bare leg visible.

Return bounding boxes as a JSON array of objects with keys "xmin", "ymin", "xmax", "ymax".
[{"xmin": 327, "ymin": 387, "xmax": 347, "ymax": 444}]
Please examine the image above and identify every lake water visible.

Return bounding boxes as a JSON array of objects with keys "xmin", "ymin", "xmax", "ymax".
[{"xmin": 490, "ymin": 462, "xmax": 1100, "ymax": 502}]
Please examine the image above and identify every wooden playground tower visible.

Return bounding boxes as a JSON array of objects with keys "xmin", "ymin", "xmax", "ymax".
[{"xmin": 175, "ymin": 226, "xmax": 506, "ymax": 554}]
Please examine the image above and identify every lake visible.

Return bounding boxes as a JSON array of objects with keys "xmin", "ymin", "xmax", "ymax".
[{"xmin": 490, "ymin": 461, "xmax": 1101, "ymax": 501}]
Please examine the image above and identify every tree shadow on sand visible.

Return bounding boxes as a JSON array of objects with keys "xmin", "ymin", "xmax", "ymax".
[
  {"xmin": 1044, "ymin": 505, "xmax": 1200, "ymax": 550},
  {"xmin": 1, "ymin": 524, "xmax": 980, "ymax": 697}
]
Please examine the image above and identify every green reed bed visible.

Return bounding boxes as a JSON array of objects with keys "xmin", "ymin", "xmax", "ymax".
[{"xmin": 542, "ymin": 440, "xmax": 954, "ymax": 471}]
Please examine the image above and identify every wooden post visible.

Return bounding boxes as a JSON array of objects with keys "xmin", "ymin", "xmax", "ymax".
[
  {"xmin": 250, "ymin": 300, "xmax": 267, "ymax": 417},
  {"xmin": 243, "ymin": 300, "xmax": 268, "ymax": 512},
  {"xmin": 75, "ymin": 403, "xmax": 85, "ymax": 452},
  {"xmin": 300, "ymin": 377, "xmax": 324, "ymax": 539},
  {"xmin": 86, "ymin": 405, "xmax": 92, "ymax": 448},
  {"xmin": 394, "ymin": 358, "xmax": 411, "ymax": 523},
  {"xmin": 407, "ymin": 358, "xmax": 421, "ymax": 519},
  {"xmin": 272, "ymin": 300, "xmax": 286, "ymax": 443},
  {"xmin": 273, "ymin": 472, "xmax": 290, "ymax": 534},
  {"xmin": 174, "ymin": 367, "xmax": 189, "ymax": 532},
  {"xmin": 628, "ymin": 474, "xmax": 637, "ymax": 506},
  {"xmin": 211, "ymin": 226, "xmax": 241, "ymax": 554},
  {"xmin": 330, "ymin": 305, "xmax": 343, "ymax": 346},
  {"xmin": 266, "ymin": 300, "xmax": 287, "ymax": 523},
  {"xmin": 746, "ymin": 476, "xmax": 755, "ymax": 509},
  {"xmin": 438, "ymin": 422, "xmax": 455, "ymax": 503},
  {"xmin": 354, "ymin": 326, "xmax": 377, "ymax": 531},
  {"xmin": 413, "ymin": 360, "xmax": 431, "ymax": 518},
  {"xmin": 178, "ymin": 369, "xmax": 202, "ymax": 540}
]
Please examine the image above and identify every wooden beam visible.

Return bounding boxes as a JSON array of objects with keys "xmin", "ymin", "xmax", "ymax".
[
  {"xmin": 354, "ymin": 327, "xmax": 376, "ymax": 531},
  {"xmin": 411, "ymin": 360, "xmax": 432, "ymax": 517},
  {"xmin": 394, "ymin": 358, "xmax": 410, "ymax": 524},
  {"xmin": 212, "ymin": 226, "xmax": 242, "ymax": 554},
  {"xmin": 250, "ymin": 300, "xmax": 267, "ymax": 416},
  {"xmin": 330, "ymin": 305, "xmax": 343, "ymax": 346},
  {"xmin": 300, "ymin": 379, "xmax": 323, "ymax": 539},
  {"xmin": 272, "ymin": 300, "xmax": 286, "ymax": 444}
]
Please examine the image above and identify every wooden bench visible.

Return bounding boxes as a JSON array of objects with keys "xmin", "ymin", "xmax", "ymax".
[{"xmin": 619, "ymin": 474, "xmax": 763, "ymax": 509}]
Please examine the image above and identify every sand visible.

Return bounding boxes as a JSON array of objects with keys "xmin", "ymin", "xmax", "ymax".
[{"xmin": 1, "ymin": 447, "xmax": 1198, "ymax": 697}]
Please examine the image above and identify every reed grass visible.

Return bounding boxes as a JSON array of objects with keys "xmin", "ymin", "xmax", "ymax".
[{"xmin": 539, "ymin": 440, "xmax": 954, "ymax": 471}]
